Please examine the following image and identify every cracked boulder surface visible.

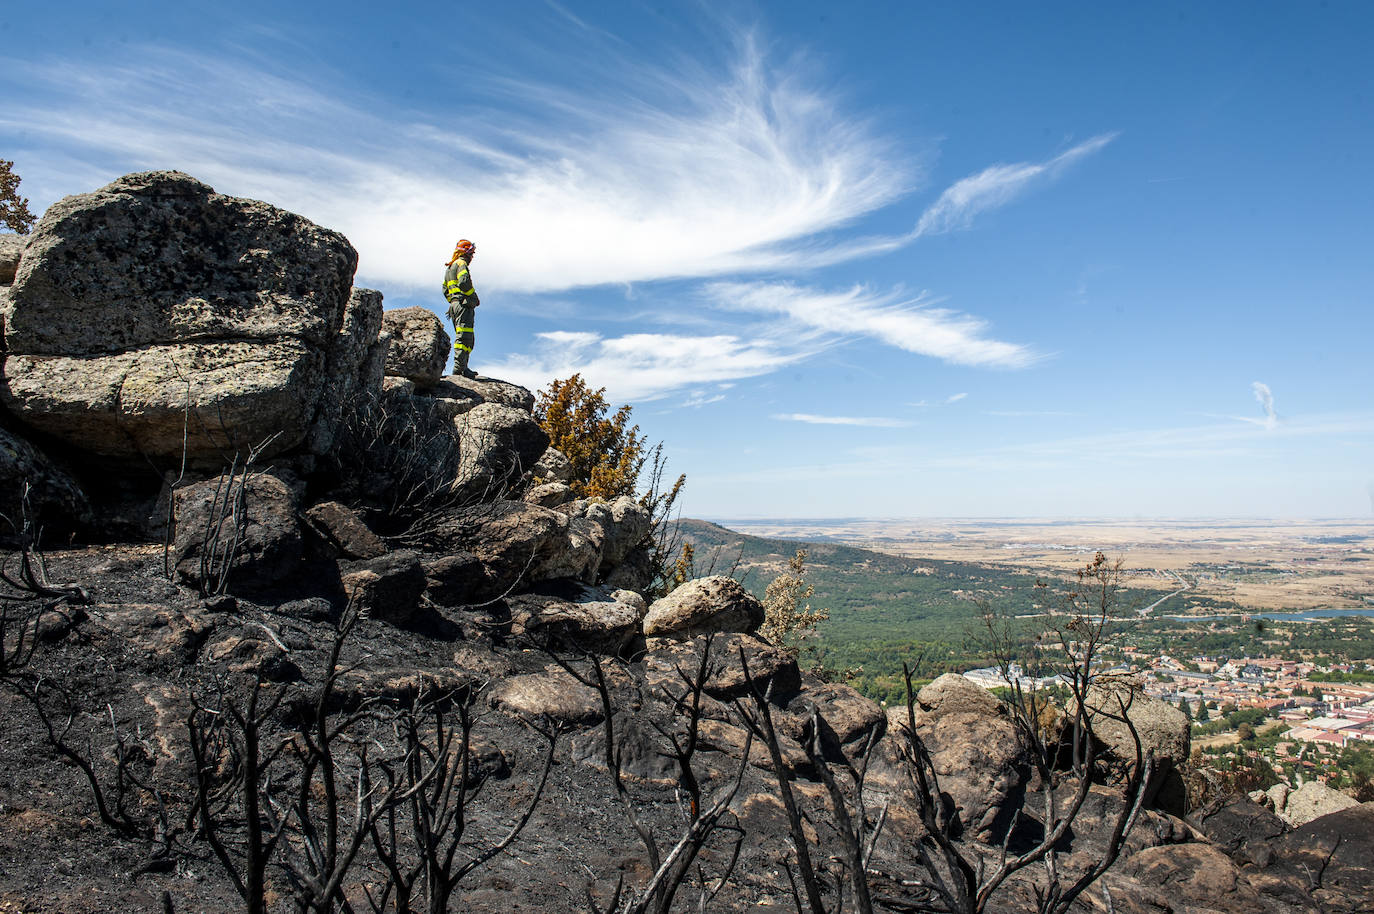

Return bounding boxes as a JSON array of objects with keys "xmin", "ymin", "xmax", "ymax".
[{"xmin": 0, "ymin": 171, "xmax": 364, "ymax": 464}]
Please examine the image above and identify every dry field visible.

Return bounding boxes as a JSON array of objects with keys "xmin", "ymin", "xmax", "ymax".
[{"xmin": 722, "ymin": 518, "xmax": 1374, "ymax": 613}]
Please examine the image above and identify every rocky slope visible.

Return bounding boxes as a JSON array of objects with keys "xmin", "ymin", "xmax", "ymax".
[{"xmin": 0, "ymin": 173, "xmax": 1368, "ymax": 914}]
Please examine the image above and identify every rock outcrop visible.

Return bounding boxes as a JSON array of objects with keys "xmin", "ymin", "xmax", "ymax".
[
  {"xmin": 382, "ymin": 306, "xmax": 449, "ymax": 387},
  {"xmin": 1075, "ymin": 677, "xmax": 1191, "ymax": 813},
  {"xmin": 451, "ymin": 403, "xmax": 550, "ymax": 499},
  {"xmin": 1, "ymin": 172, "xmax": 369, "ymax": 465},
  {"xmin": 172, "ymin": 469, "xmax": 303, "ymax": 594},
  {"xmin": 869, "ymin": 674, "xmax": 1028, "ymax": 841},
  {"xmin": 643, "ymin": 575, "xmax": 765, "ymax": 640},
  {"xmin": 1264, "ymin": 779, "xmax": 1359, "ymax": 826}
]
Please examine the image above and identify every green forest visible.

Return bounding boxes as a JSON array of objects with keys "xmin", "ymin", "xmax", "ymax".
[{"xmin": 678, "ymin": 520, "xmax": 1374, "ymax": 702}]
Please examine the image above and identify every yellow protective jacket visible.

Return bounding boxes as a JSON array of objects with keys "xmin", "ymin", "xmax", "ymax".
[{"xmin": 443, "ymin": 255, "xmax": 479, "ymax": 316}]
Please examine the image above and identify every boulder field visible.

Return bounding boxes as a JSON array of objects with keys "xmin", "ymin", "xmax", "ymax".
[{"xmin": 0, "ymin": 174, "xmax": 1364, "ymax": 913}]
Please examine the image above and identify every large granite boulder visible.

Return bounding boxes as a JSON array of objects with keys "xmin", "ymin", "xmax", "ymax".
[
  {"xmin": 339, "ymin": 550, "xmax": 427, "ymax": 626},
  {"xmin": 1, "ymin": 172, "xmax": 369, "ymax": 464},
  {"xmin": 1073, "ymin": 678, "xmax": 1191, "ymax": 812},
  {"xmin": 308, "ymin": 288, "xmax": 389, "ymax": 456},
  {"xmin": 490, "ymin": 667, "xmax": 604, "ymax": 726},
  {"xmin": 1274, "ymin": 780, "xmax": 1359, "ymax": 827},
  {"xmin": 1192, "ymin": 794, "xmax": 1290, "ymax": 866},
  {"xmin": 1267, "ymin": 802, "xmax": 1374, "ymax": 912},
  {"xmin": 451, "ymin": 403, "xmax": 550, "ymax": 499},
  {"xmin": 428, "ymin": 375, "xmax": 535, "ymax": 414},
  {"xmin": 644, "ymin": 632, "xmax": 800, "ymax": 702},
  {"xmin": 643, "ymin": 576, "xmax": 764, "ymax": 640},
  {"xmin": 565, "ymin": 496, "xmax": 651, "ymax": 572},
  {"xmin": 868, "ymin": 674, "xmax": 1028, "ymax": 841},
  {"xmin": 173, "ymin": 469, "xmax": 303, "ymax": 594},
  {"xmin": 1119, "ymin": 844, "xmax": 1274, "ymax": 914},
  {"xmin": 423, "ymin": 500, "xmax": 601, "ymax": 600},
  {"xmin": 302, "ymin": 500, "xmax": 387, "ymax": 560},
  {"xmin": 780, "ymin": 683, "xmax": 886, "ymax": 759},
  {"xmin": 509, "ymin": 586, "xmax": 647, "ymax": 654},
  {"xmin": 382, "ymin": 306, "xmax": 449, "ymax": 387}
]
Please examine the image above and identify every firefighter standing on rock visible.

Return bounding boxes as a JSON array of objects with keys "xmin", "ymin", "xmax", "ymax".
[{"xmin": 444, "ymin": 239, "xmax": 480, "ymax": 378}]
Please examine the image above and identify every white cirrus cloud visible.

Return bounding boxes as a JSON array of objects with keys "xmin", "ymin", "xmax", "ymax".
[
  {"xmin": 1250, "ymin": 381, "xmax": 1279, "ymax": 431},
  {"xmin": 946, "ymin": 392, "xmax": 969, "ymax": 403},
  {"xmin": 483, "ymin": 330, "xmax": 800, "ymax": 402},
  {"xmin": 708, "ymin": 281, "xmax": 1039, "ymax": 368},
  {"xmin": 912, "ymin": 134, "xmax": 1118, "ymax": 237},
  {"xmin": 773, "ymin": 414, "xmax": 912, "ymax": 428},
  {"xmin": 1, "ymin": 40, "xmax": 910, "ymax": 296}
]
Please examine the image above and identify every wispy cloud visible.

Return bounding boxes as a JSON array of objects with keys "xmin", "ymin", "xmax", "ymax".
[
  {"xmin": 773, "ymin": 413, "xmax": 912, "ymax": 428},
  {"xmin": 1, "ymin": 40, "xmax": 909, "ymax": 295},
  {"xmin": 698, "ymin": 412, "xmax": 1374, "ymax": 486},
  {"xmin": 681, "ymin": 390, "xmax": 727, "ymax": 408},
  {"xmin": 984, "ymin": 409, "xmax": 1078, "ymax": 417},
  {"xmin": 946, "ymin": 392, "xmax": 968, "ymax": 403},
  {"xmin": 709, "ymin": 281, "xmax": 1038, "ymax": 368},
  {"xmin": 483, "ymin": 330, "xmax": 800, "ymax": 402},
  {"xmin": 913, "ymin": 134, "xmax": 1118, "ymax": 236},
  {"xmin": 1249, "ymin": 381, "xmax": 1279, "ymax": 431}
]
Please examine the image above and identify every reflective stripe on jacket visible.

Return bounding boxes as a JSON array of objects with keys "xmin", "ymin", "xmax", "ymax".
[{"xmin": 443, "ymin": 255, "xmax": 480, "ymax": 308}]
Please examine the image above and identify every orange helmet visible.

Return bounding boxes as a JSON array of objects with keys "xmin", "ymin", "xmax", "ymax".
[{"xmin": 447, "ymin": 239, "xmax": 476, "ymax": 265}]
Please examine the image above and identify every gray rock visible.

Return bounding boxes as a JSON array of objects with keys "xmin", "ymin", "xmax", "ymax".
[
  {"xmin": 869, "ymin": 674, "xmax": 1027, "ymax": 841},
  {"xmin": 88, "ymin": 604, "xmax": 215, "ymax": 673},
  {"xmin": 490, "ymin": 667, "xmax": 604, "ymax": 725},
  {"xmin": 570, "ymin": 496, "xmax": 650, "ymax": 572},
  {"xmin": 422, "ymin": 550, "xmax": 488, "ymax": 606},
  {"xmin": 524, "ymin": 481, "xmax": 575, "ymax": 508},
  {"xmin": 645, "ymin": 633, "xmax": 799, "ymax": 701},
  {"xmin": 303, "ymin": 500, "xmax": 387, "ymax": 559},
  {"xmin": 533, "ymin": 446, "xmax": 573, "ymax": 483},
  {"xmin": 308, "ymin": 288, "xmax": 388, "ymax": 456},
  {"xmin": 426, "ymin": 500, "xmax": 598, "ymax": 600},
  {"xmin": 332, "ymin": 666, "xmax": 478, "ymax": 714},
  {"xmin": 173, "ymin": 469, "xmax": 303, "ymax": 595},
  {"xmin": 1191, "ymin": 794, "xmax": 1289, "ymax": 866},
  {"xmin": 510, "ymin": 585, "xmax": 647, "ymax": 654},
  {"xmin": 382, "ymin": 306, "xmax": 449, "ymax": 387},
  {"xmin": 201, "ymin": 628, "xmax": 301, "ymax": 681},
  {"xmin": 1121, "ymin": 844, "xmax": 1271, "ymax": 913},
  {"xmin": 428, "ymin": 375, "xmax": 535, "ymax": 413},
  {"xmin": 0, "ymin": 233, "xmax": 25, "ymax": 284},
  {"xmin": 340, "ymin": 550, "xmax": 426, "ymax": 625},
  {"xmin": 1073, "ymin": 677, "xmax": 1190, "ymax": 812},
  {"xmin": 1268, "ymin": 802, "xmax": 1374, "ymax": 911},
  {"xmin": 643, "ymin": 576, "xmax": 764, "ymax": 640},
  {"xmin": 0, "ymin": 423, "xmax": 91, "ymax": 539},
  {"xmin": 1277, "ymin": 780, "xmax": 1358, "ymax": 826},
  {"xmin": 451, "ymin": 403, "xmax": 550, "ymax": 499},
  {"xmin": 2, "ymin": 171, "xmax": 360, "ymax": 463},
  {"xmin": 536, "ymin": 515, "xmax": 603, "ymax": 582},
  {"xmin": 781, "ymin": 682, "xmax": 886, "ymax": 755},
  {"xmin": 603, "ymin": 543, "xmax": 657, "ymax": 593}
]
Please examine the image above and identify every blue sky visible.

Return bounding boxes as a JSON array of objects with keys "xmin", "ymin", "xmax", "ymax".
[{"xmin": 3, "ymin": 2, "xmax": 1372, "ymax": 519}]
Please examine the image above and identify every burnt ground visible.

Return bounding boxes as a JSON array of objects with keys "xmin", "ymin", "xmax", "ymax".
[
  {"xmin": 0, "ymin": 545, "xmax": 861, "ymax": 914},
  {"xmin": 0, "ymin": 545, "xmax": 1368, "ymax": 914}
]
